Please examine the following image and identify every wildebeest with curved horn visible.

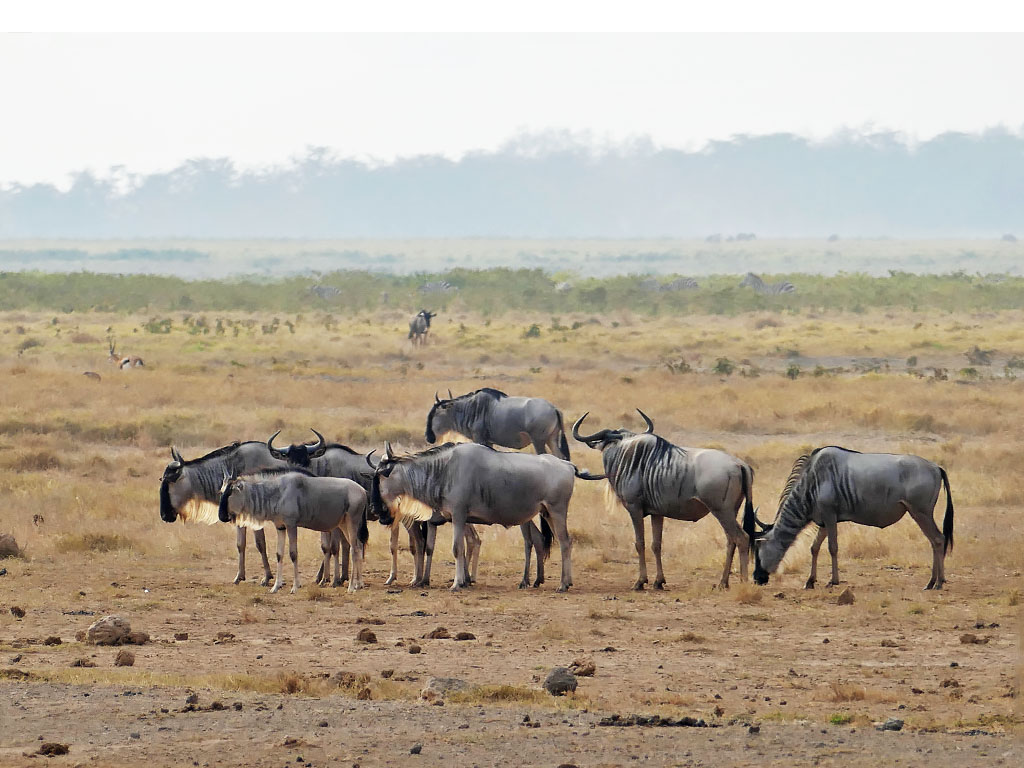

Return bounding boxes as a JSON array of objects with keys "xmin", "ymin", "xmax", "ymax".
[
  {"xmin": 160, "ymin": 442, "xmax": 289, "ymax": 585},
  {"xmin": 746, "ymin": 446, "xmax": 954, "ymax": 590},
  {"xmin": 368, "ymin": 441, "xmax": 603, "ymax": 592},
  {"xmin": 408, "ymin": 310, "xmax": 436, "ymax": 346},
  {"xmin": 573, "ymin": 410, "xmax": 755, "ymax": 590},
  {"xmin": 218, "ymin": 468, "xmax": 369, "ymax": 594},
  {"xmin": 426, "ymin": 388, "xmax": 572, "ymax": 460}
]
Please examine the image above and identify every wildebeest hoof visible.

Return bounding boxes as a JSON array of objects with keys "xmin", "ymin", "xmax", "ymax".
[
  {"xmin": 290, "ymin": 586, "xmax": 299, "ymax": 594},
  {"xmin": 804, "ymin": 579, "xmax": 815, "ymax": 590},
  {"xmin": 270, "ymin": 583, "xmax": 283, "ymax": 593},
  {"xmin": 332, "ymin": 578, "xmax": 344, "ymax": 587},
  {"xmin": 384, "ymin": 575, "xmax": 396, "ymax": 586},
  {"xmin": 556, "ymin": 585, "xmax": 569, "ymax": 593},
  {"xmin": 259, "ymin": 576, "xmax": 271, "ymax": 587},
  {"xmin": 714, "ymin": 581, "xmax": 728, "ymax": 590},
  {"xmin": 631, "ymin": 580, "xmax": 646, "ymax": 591},
  {"xmin": 233, "ymin": 575, "xmax": 244, "ymax": 585},
  {"xmin": 827, "ymin": 580, "xmax": 840, "ymax": 587},
  {"xmin": 518, "ymin": 580, "xmax": 529, "ymax": 589},
  {"xmin": 532, "ymin": 578, "xmax": 543, "ymax": 588},
  {"xmin": 653, "ymin": 580, "xmax": 666, "ymax": 590}
]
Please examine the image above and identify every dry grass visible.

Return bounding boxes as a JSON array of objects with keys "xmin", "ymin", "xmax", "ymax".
[
  {"xmin": 733, "ymin": 584, "xmax": 763, "ymax": 604},
  {"xmin": 55, "ymin": 532, "xmax": 134, "ymax": 553}
]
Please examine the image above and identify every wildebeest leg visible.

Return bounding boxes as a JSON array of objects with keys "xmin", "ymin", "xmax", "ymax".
[
  {"xmin": 334, "ymin": 529, "xmax": 346, "ymax": 587},
  {"xmin": 465, "ymin": 524, "xmax": 481, "ymax": 584},
  {"xmin": 527, "ymin": 521, "xmax": 545, "ymax": 587},
  {"xmin": 234, "ymin": 527, "xmax": 247, "ymax": 584},
  {"xmin": 319, "ymin": 532, "xmax": 331, "ymax": 587},
  {"xmin": 270, "ymin": 528, "xmax": 286, "ymax": 593},
  {"xmin": 288, "ymin": 524, "xmax": 300, "ymax": 594},
  {"xmin": 826, "ymin": 522, "xmax": 840, "ymax": 586},
  {"xmin": 345, "ymin": 512, "xmax": 364, "ymax": 593},
  {"xmin": 907, "ymin": 504, "xmax": 946, "ymax": 589},
  {"xmin": 547, "ymin": 505, "xmax": 573, "ymax": 592},
  {"xmin": 519, "ymin": 523, "xmax": 533, "ymax": 589},
  {"xmin": 253, "ymin": 528, "xmax": 272, "ymax": 586},
  {"xmin": 422, "ymin": 523, "xmax": 438, "ymax": 587},
  {"xmin": 805, "ymin": 526, "xmax": 828, "ymax": 589},
  {"xmin": 384, "ymin": 522, "xmax": 400, "ymax": 585},
  {"xmin": 707, "ymin": 501, "xmax": 748, "ymax": 588},
  {"xmin": 651, "ymin": 515, "xmax": 666, "ymax": 589},
  {"xmin": 628, "ymin": 507, "xmax": 648, "ymax": 590},
  {"xmin": 450, "ymin": 513, "xmax": 469, "ymax": 591},
  {"xmin": 408, "ymin": 523, "xmax": 427, "ymax": 587}
]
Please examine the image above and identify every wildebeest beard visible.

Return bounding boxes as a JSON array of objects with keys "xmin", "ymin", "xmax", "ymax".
[
  {"xmin": 159, "ymin": 478, "xmax": 176, "ymax": 522},
  {"xmin": 371, "ymin": 446, "xmax": 457, "ymax": 526}
]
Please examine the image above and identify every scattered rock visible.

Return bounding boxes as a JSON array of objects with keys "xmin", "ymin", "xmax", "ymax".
[
  {"xmin": 356, "ymin": 617, "xmax": 385, "ymax": 625},
  {"xmin": 0, "ymin": 567, "xmax": 6, "ymax": 576},
  {"xmin": 74, "ymin": 630, "xmax": 86, "ymax": 642},
  {"xmin": 86, "ymin": 615, "xmax": 132, "ymax": 646},
  {"xmin": 959, "ymin": 633, "xmax": 989, "ymax": 645},
  {"xmin": 37, "ymin": 743, "xmax": 69, "ymax": 756},
  {"xmin": 174, "ymin": 632, "xmax": 189, "ymax": 641},
  {"xmin": 209, "ymin": 700, "xmax": 225, "ymax": 710},
  {"xmin": 214, "ymin": 631, "xmax": 235, "ymax": 643},
  {"xmin": 836, "ymin": 587, "xmax": 855, "ymax": 605},
  {"xmin": 185, "ymin": 692, "xmax": 199, "ymax": 706},
  {"xmin": 941, "ymin": 678, "xmax": 960, "ymax": 688},
  {"xmin": 408, "ymin": 644, "xmax": 422, "ymax": 654},
  {"xmin": 421, "ymin": 677, "xmax": 471, "ymax": 702},
  {"xmin": 569, "ymin": 658, "xmax": 596, "ymax": 677},
  {"xmin": 881, "ymin": 639, "xmax": 899, "ymax": 648},
  {"xmin": 598, "ymin": 714, "xmax": 709, "ymax": 727},
  {"xmin": 127, "ymin": 631, "xmax": 150, "ymax": 645},
  {"xmin": 410, "ymin": 744, "xmax": 423, "ymax": 755},
  {"xmin": 424, "ymin": 627, "xmax": 450, "ymax": 639},
  {"xmin": 70, "ymin": 658, "xmax": 96, "ymax": 667},
  {"xmin": 0, "ymin": 533, "xmax": 20, "ymax": 558},
  {"xmin": 43, "ymin": 636, "xmax": 62, "ymax": 646},
  {"xmin": 115, "ymin": 649, "xmax": 135, "ymax": 667},
  {"xmin": 543, "ymin": 667, "xmax": 578, "ymax": 696},
  {"xmin": 356, "ymin": 687, "xmax": 372, "ymax": 700},
  {"xmin": 381, "ymin": 669, "xmax": 394, "ymax": 679},
  {"xmin": 233, "ymin": 702, "xmax": 243, "ymax": 711},
  {"xmin": 356, "ymin": 628, "xmax": 377, "ymax": 644},
  {"xmin": 454, "ymin": 632, "xmax": 475, "ymax": 641},
  {"xmin": 317, "ymin": 720, "xmax": 328, "ymax": 728},
  {"xmin": 9, "ymin": 606, "xmax": 25, "ymax": 619},
  {"xmin": 877, "ymin": 718, "xmax": 904, "ymax": 732},
  {"xmin": 283, "ymin": 737, "xmax": 299, "ymax": 747},
  {"xmin": 748, "ymin": 725, "xmax": 760, "ymax": 734}
]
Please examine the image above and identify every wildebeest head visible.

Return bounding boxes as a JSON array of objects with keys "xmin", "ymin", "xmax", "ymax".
[
  {"xmin": 267, "ymin": 428, "xmax": 327, "ymax": 468},
  {"xmin": 418, "ymin": 309, "xmax": 436, "ymax": 326},
  {"xmin": 571, "ymin": 409, "xmax": 655, "ymax": 451},
  {"xmin": 368, "ymin": 441, "xmax": 402, "ymax": 526},
  {"xmin": 217, "ymin": 471, "xmax": 241, "ymax": 523},
  {"xmin": 160, "ymin": 447, "xmax": 189, "ymax": 522},
  {"xmin": 424, "ymin": 390, "xmax": 457, "ymax": 443}
]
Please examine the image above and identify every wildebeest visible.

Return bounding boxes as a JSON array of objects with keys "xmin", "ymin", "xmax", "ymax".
[
  {"xmin": 218, "ymin": 469, "xmax": 369, "ymax": 594},
  {"xmin": 160, "ymin": 443, "xmax": 288, "ymax": 585},
  {"xmin": 746, "ymin": 446, "xmax": 954, "ymax": 590},
  {"xmin": 368, "ymin": 442, "xmax": 602, "ymax": 591},
  {"xmin": 425, "ymin": 388, "xmax": 571, "ymax": 459},
  {"xmin": 408, "ymin": 310, "xmax": 436, "ymax": 346},
  {"xmin": 573, "ymin": 410, "xmax": 754, "ymax": 590}
]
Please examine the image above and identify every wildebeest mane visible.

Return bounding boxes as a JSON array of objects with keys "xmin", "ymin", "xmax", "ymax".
[
  {"xmin": 238, "ymin": 466, "xmax": 316, "ymax": 480},
  {"xmin": 322, "ymin": 443, "xmax": 359, "ymax": 455},
  {"xmin": 175, "ymin": 441, "xmax": 264, "ymax": 465},
  {"xmin": 605, "ymin": 434, "xmax": 684, "ymax": 510}
]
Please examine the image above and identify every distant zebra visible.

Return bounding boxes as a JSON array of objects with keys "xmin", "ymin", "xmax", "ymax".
[
  {"xmin": 309, "ymin": 284, "xmax": 341, "ymax": 300},
  {"xmin": 740, "ymin": 273, "xmax": 796, "ymax": 295},
  {"xmin": 419, "ymin": 280, "xmax": 456, "ymax": 294}
]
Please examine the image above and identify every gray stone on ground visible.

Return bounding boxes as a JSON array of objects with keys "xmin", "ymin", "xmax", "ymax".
[
  {"xmin": 421, "ymin": 677, "xmax": 471, "ymax": 701},
  {"xmin": 878, "ymin": 718, "xmax": 904, "ymax": 731},
  {"xmin": 87, "ymin": 616, "xmax": 132, "ymax": 645},
  {"xmin": 543, "ymin": 667, "xmax": 578, "ymax": 696},
  {"xmin": 114, "ymin": 649, "xmax": 135, "ymax": 667},
  {"xmin": 0, "ymin": 533, "xmax": 19, "ymax": 558}
]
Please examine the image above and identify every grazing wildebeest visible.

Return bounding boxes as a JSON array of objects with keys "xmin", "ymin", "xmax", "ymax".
[
  {"xmin": 218, "ymin": 469, "xmax": 369, "ymax": 594},
  {"xmin": 108, "ymin": 337, "xmax": 144, "ymax": 369},
  {"xmin": 160, "ymin": 443, "xmax": 288, "ymax": 585},
  {"xmin": 425, "ymin": 387, "xmax": 571, "ymax": 584},
  {"xmin": 746, "ymin": 446, "xmax": 954, "ymax": 590},
  {"xmin": 572, "ymin": 410, "xmax": 755, "ymax": 590},
  {"xmin": 408, "ymin": 310, "xmax": 436, "ymax": 346},
  {"xmin": 368, "ymin": 442, "xmax": 603, "ymax": 591}
]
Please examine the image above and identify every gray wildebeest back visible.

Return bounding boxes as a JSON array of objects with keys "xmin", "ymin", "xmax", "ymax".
[
  {"xmin": 368, "ymin": 442, "xmax": 603, "ymax": 592},
  {"xmin": 573, "ymin": 409, "xmax": 754, "ymax": 590},
  {"xmin": 408, "ymin": 310, "xmax": 436, "ymax": 346},
  {"xmin": 160, "ymin": 442, "xmax": 289, "ymax": 585},
  {"xmin": 747, "ymin": 446, "xmax": 954, "ymax": 590},
  {"xmin": 218, "ymin": 469, "xmax": 369, "ymax": 594}
]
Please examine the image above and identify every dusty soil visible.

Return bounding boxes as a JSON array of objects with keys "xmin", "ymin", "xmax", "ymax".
[{"xmin": 1, "ymin": 550, "xmax": 1020, "ymax": 767}]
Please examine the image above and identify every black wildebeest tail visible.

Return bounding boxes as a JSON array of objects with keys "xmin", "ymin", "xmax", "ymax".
[
  {"xmin": 555, "ymin": 410, "xmax": 571, "ymax": 461},
  {"xmin": 742, "ymin": 464, "xmax": 757, "ymax": 542},
  {"xmin": 939, "ymin": 467, "xmax": 954, "ymax": 555},
  {"xmin": 359, "ymin": 501, "xmax": 370, "ymax": 546},
  {"xmin": 540, "ymin": 517, "xmax": 553, "ymax": 561},
  {"xmin": 574, "ymin": 467, "xmax": 606, "ymax": 480}
]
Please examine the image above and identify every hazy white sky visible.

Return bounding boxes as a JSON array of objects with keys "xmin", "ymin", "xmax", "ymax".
[{"xmin": 3, "ymin": 3, "xmax": 1024, "ymax": 187}]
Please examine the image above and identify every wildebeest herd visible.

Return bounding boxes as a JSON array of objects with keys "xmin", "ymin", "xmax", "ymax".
[{"xmin": 160, "ymin": 387, "xmax": 955, "ymax": 595}]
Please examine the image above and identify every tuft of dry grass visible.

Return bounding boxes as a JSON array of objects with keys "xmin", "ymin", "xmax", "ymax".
[
  {"xmin": 734, "ymin": 584, "xmax": 763, "ymax": 604},
  {"xmin": 55, "ymin": 532, "xmax": 134, "ymax": 554},
  {"xmin": 2, "ymin": 449, "xmax": 64, "ymax": 472},
  {"xmin": 827, "ymin": 682, "xmax": 866, "ymax": 702}
]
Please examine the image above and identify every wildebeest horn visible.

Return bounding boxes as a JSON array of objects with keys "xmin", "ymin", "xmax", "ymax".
[
  {"xmin": 448, "ymin": 388, "xmax": 453, "ymax": 399},
  {"xmin": 170, "ymin": 446, "xmax": 184, "ymax": 464},
  {"xmin": 572, "ymin": 412, "xmax": 600, "ymax": 443},
  {"xmin": 384, "ymin": 441, "xmax": 395, "ymax": 461},
  {"xmin": 435, "ymin": 391, "xmax": 441, "ymax": 404},
  {"xmin": 267, "ymin": 429, "xmax": 284, "ymax": 455},
  {"xmin": 637, "ymin": 408, "xmax": 655, "ymax": 434},
  {"xmin": 308, "ymin": 428, "xmax": 326, "ymax": 455},
  {"xmin": 365, "ymin": 449, "xmax": 378, "ymax": 469}
]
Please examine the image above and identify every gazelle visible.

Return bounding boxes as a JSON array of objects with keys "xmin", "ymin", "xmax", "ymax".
[{"xmin": 108, "ymin": 337, "xmax": 144, "ymax": 369}]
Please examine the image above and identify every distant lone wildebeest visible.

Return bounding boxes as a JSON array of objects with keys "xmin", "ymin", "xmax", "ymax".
[
  {"xmin": 573, "ymin": 409, "xmax": 754, "ymax": 590},
  {"xmin": 747, "ymin": 446, "xmax": 954, "ymax": 590},
  {"xmin": 369, "ymin": 442, "xmax": 602, "ymax": 592},
  {"xmin": 408, "ymin": 310, "xmax": 436, "ymax": 346},
  {"xmin": 218, "ymin": 469, "xmax": 369, "ymax": 594},
  {"xmin": 107, "ymin": 337, "xmax": 143, "ymax": 369},
  {"xmin": 739, "ymin": 273, "xmax": 795, "ymax": 296},
  {"xmin": 160, "ymin": 443, "xmax": 289, "ymax": 585}
]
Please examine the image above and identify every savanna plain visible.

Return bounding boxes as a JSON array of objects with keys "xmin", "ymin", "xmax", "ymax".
[{"xmin": 1, "ymin": 288, "xmax": 1021, "ymax": 767}]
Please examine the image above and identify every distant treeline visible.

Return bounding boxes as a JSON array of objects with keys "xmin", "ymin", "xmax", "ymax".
[{"xmin": 1, "ymin": 269, "xmax": 1022, "ymax": 316}]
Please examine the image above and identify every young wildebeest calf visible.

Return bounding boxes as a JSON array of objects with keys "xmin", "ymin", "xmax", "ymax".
[{"xmin": 218, "ymin": 469, "xmax": 369, "ymax": 594}]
